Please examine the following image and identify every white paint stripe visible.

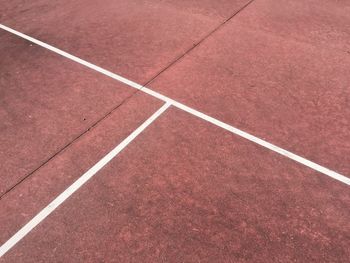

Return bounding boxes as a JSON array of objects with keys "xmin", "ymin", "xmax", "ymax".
[
  {"xmin": 167, "ymin": 99, "xmax": 350, "ymax": 186},
  {"xmin": 0, "ymin": 102, "xmax": 171, "ymax": 258},
  {"xmin": 0, "ymin": 24, "xmax": 144, "ymax": 91},
  {"xmin": 134, "ymin": 91, "xmax": 350, "ymax": 186},
  {"xmin": 0, "ymin": 23, "xmax": 349, "ymax": 186}
]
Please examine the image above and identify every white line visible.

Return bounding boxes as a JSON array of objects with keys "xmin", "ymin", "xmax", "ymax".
[
  {"xmin": 0, "ymin": 23, "xmax": 349, "ymax": 186},
  {"xmin": 0, "ymin": 102, "xmax": 171, "ymax": 258},
  {"xmin": 167, "ymin": 99, "xmax": 350, "ymax": 186},
  {"xmin": 0, "ymin": 24, "xmax": 144, "ymax": 91}
]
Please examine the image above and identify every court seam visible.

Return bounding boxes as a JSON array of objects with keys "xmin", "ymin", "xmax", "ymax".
[
  {"xmin": 141, "ymin": 0, "xmax": 256, "ymax": 88},
  {"xmin": 0, "ymin": 0, "xmax": 256, "ymax": 198},
  {"xmin": 0, "ymin": 89, "xmax": 140, "ymax": 200},
  {"xmin": 0, "ymin": 23, "xmax": 349, "ymax": 186},
  {"xmin": 0, "ymin": 102, "xmax": 171, "ymax": 258}
]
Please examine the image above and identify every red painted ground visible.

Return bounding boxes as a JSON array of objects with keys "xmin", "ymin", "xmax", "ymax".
[
  {"xmin": 149, "ymin": 14, "xmax": 350, "ymax": 175},
  {"xmin": 0, "ymin": 31, "xmax": 140, "ymax": 196},
  {"xmin": 2, "ymin": 0, "xmax": 348, "ymax": 175},
  {"xmin": 0, "ymin": 0, "xmax": 251, "ymax": 83},
  {"xmin": 233, "ymin": 0, "xmax": 350, "ymax": 52},
  {"xmin": 1, "ymin": 0, "xmax": 349, "ymax": 262},
  {"xmin": 0, "ymin": 92, "xmax": 162, "ymax": 244},
  {"xmin": 1, "ymin": 108, "xmax": 349, "ymax": 262}
]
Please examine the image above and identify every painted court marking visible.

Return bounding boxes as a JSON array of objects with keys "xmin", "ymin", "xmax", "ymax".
[
  {"xmin": 0, "ymin": 22, "xmax": 349, "ymax": 257},
  {"xmin": 0, "ymin": 24, "xmax": 350, "ymax": 185},
  {"xmin": 1, "ymin": 23, "xmax": 348, "ymax": 186},
  {"xmin": 0, "ymin": 102, "xmax": 171, "ymax": 258}
]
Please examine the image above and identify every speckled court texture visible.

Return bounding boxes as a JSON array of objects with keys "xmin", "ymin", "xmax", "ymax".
[{"xmin": 0, "ymin": 0, "xmax": 349, "ymax": 262}]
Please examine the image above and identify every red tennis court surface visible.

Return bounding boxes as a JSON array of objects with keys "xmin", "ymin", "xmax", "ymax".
[{"xmin": 0, "ymin": 0, "xmax": 349, "ymax": 262}]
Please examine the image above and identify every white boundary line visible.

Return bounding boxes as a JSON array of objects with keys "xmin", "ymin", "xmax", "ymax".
[
  {"xmin": 0, "ymin": 23, "xmax": 349, "ymax": 185},
  {"xmin": 0, "ymin": 102, "xmax": 171, "ymax": 258}
]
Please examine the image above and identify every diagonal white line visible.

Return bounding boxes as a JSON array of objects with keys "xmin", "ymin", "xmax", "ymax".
[
  {"xmin": 0, "ymin": 24, "xmax": 144, "ymax": 91},
  {"xmin": 166, "ymin": 99, "xmax": 350, "ymax": 185},
  {"xmin": 0, "ymin": 102, "xmax": 171, "ymax": 258},
  {"xmin": 0, "ymin": 23, "xmax": 348, "ymax": 186}
]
